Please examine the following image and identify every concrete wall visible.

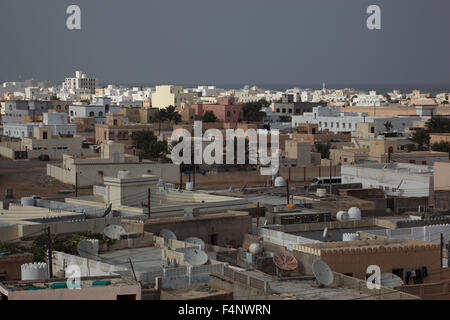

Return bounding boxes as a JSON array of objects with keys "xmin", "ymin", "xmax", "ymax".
[{"xmin": 0, "ymin": 254, "xmax": 34, "ymax": 280}]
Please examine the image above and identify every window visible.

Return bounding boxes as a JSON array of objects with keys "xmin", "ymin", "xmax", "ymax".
[
  {"xmin": 89, "ymin": 111, "xmax": 95, "ymax": 117},
  {"xmin": 208, "ymin": 234, "xmax": 218, "ymax": 245}
]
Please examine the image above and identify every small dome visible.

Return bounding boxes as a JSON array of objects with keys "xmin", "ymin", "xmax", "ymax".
[
  {"xmin": 348, "ymin": 207, "xmax": 362, "ymax": 220},
  {"xmin": 274, "ymin": 176, "xmax": 286, "ymax": 187}
]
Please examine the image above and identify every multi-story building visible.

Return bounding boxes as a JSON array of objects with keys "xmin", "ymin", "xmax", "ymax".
[
  {"xmin": 2, "ymin": 100, "xmax": 53, "ymax": 124},
  {"xmin": 62, "ymin": 71, "xmax": 98, "ymax": 94},
  {"xmin": 69, "ymin": 98, "xmax": 120, "ymax": 124},
  {"xmin": 190, "ymin": 96, "xmax": 243, "ymax": 123},
  {"xmin": 151, "ymin": 85, "xmax": 193, "ymax": 109}
]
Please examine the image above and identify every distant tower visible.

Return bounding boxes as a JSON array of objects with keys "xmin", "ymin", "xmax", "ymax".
[{"xmin": 322, "ymin": 82, "xmax": 326, "ymax": 93}]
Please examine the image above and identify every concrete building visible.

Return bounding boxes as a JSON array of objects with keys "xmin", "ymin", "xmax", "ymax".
[
  {"xmin": 0, "ymin": 254, "xmax": 34, "ymax": 281},
  {"xmin": 62, "ymin": 71, "xmax": 98, "ymax": 94},
  {"xmin": 191, "ymin": 96, "xmax": 243, "ymax": 123},
  {"xmin": 430, "ymin": 133, "xmax": 450, "ymax": 145},
  {"xmin": 0, "ymin": 276, "xmax": 141, "ymax": 300},
  {"xmin": 46, "ymin": 141, "xmax": 180, "ymax": 187},
  {"xmin": 292, "ymin": 239, "xmax": 440, "ymax": 284},
  {"xmin": 69, "ymin": 101, "xmax": 120, "ymax": 124},
  {"xmin": 341, "ymin": 162, "xmax": 434, "ymax": 197},
  {"xmin": 271, "ymin": 95, "xmax": 320, "ymax": 116},
  {"xmin": 2, "ymin": 100, "xmax": 53, "ymax": 124},
  {"xmin": 3, "ymin": 112, "xmax": 77, "ymax": 139},
  {"xmin": 292, "ymin": 106, "xmax": 420, "ymax": 133},
  {"xmin": 151, "ymin": 85, "xmax": 193, "ymax": 109}
]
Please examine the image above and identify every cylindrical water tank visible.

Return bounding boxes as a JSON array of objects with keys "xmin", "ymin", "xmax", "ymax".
[
  {"xmin": 336, "ymin": 211, "xmax": 350, "ymax": 221},
  {"xmin": 21, "ymin": 197, "xmax": 35, "ymax": 206},
  {"xmin": 117, "ymin": 170, "xmax": 130, "ymax": 179},
  {"xmin": 185, "ymin": 182, "xmax": 194, "ymax": 191},
  {"xmin": 107, "ymin": 140, "xmax": 114, "ymax": 145},
  {"xmin": 342, "ymin": 233, "xmax": 359, "ymax": 241},
  {"xmin": 21, "ymin": 262, "xmax": 48, "ymax": 281},
  {"xmin": 274, "ymin": 176, "xmax": 286, "ymax": 187},
  {"xmin": 348, "ymin": 207, "xmax": 362, "ymax": 220},
  {"xmin": 248, "ymin": 243, "xmax": 263, "ymax": 254},
  {"xmin": 316, "ymin": 189, "xmax": 327, "ymax": 197}
]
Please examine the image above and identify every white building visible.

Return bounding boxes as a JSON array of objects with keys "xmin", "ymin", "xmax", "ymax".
[
  {"xmin": 62, "ymin": 71, "xmax": 98, "ymax": 94},
  {"xmin": 341, "ymin": 162, "xmax": 433, "ymax": 197},
  {"xmin": 69, "ymin": 98, "xmax": 120, "ymax": 124},
  {"xmin": 351, "ymin": 91, "xmax": 386, "ymax": 106},
  {"xmin": 3, "ymin": 112, "xmax": 77, "ymax": 138},
  {"xmin": 292, "ymin": 106, "xmax": 420, "ymax": 133}
]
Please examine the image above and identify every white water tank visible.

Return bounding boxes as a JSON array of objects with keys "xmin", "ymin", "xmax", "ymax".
[
  {"xmin": 185, "ymin": 182, "xmax": 194, "ymax": 191},
  {"xmin": 107, "ymin": 140, "xmax": 114, "ymax": 145},
  {"xmin": 348, "ymin": 207, "xmax": 362, "ymax": 220},
  {"xmin": 316, "ymin": 189, "xmax": 327, "ymax": 197},
  {"xmin": 21, "ymin": 197, "xmax": 35, "ymax": 206},
  {"xmin": 342, "ymin": 233, "xmax": 359, "ymax": 241},
  {"xmin": 248, "ymin": 243, "xmax": 263, "ymax": 254},
  {"xmin": 336, "ymin": 211, "xmax": 350, "ymax": 221},
  {"xmin": 117, "ymin": 170, "xmax": 130, "ymax": 179},
  {"xmin": 21, "ymin": 262, "xmax": 48, "ymax": 281},
  {"xmin": 274, "ymin": 176, "xmax": 286, "ymax": 187}
]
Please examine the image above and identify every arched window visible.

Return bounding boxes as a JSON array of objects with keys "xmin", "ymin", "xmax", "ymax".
[
  {"xmin": 99, "ymin": 111, "xmax": 103, "ymax": 117},
  {"xmin": 89, "ymin": 111, "xmax": 95, "ymax": 117}
]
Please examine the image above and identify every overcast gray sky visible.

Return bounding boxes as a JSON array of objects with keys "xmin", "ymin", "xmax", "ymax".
[{"xmin": 1, "ymin": 0, "xmax": 450, "ymax": 88}]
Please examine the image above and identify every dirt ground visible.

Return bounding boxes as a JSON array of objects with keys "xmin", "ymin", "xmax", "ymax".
[{"xmin": 0, "ymin": 158, "xmax": 92, "ymax": 200}]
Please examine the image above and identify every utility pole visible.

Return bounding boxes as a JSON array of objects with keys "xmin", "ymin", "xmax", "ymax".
[
  {"xmin": 75, "ymin": 171, "xmax": 78, "ymax": 197},
  {"xmin": 142, "ymin": 188, "xmax": 151, "ymax": 219},
  {"xmin": 47, "ymin": 227, "xmax": 53, "ymax": 278},
  {"xmin": 192, "ymin": 163, "xmax": 196, "ymax": 190},
  {"xmin": 441, "ymin": 233, "xmax": 444, "ymax": 268},
  {"xmin": 286, "ymin": 179, "xmax": 290, "ymax": 204},
  {"xmin": 329, "ymin": 158, "xmax": 333, "ymax": 195},
  {"xmin": 128, "ymin": 258, "xmax": 137, "ymax": 281}
]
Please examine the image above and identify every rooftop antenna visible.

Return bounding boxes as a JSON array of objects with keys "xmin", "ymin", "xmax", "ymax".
[
  {"xmin": 184, "ymin": 247, "xmax": 209, "ymax": 266},
  {"xmin": 273, "ymin": 252, "xmax": 298, "ymax": 279},
  {"xmin": 103, "ymin": 224, "xmax": 126, "ymax": 240},
  {"xmin": 322, "ymin": 228, "xmax": 332, "ymax": 242},
  {"xmin": 184, "ymin": 237, "xmax": 206, "ymax": 250},
  {"xmin": 312, "ymin": 260, "xmax": 334, "ymax": 287},
  {"xmin": 102, "ymin": 203, "xmax": 113, "ymax": 217}
]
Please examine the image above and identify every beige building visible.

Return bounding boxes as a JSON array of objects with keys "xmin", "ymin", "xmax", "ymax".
[
  {"xmin": 151, "ymin": 85, "xmax": 193, "ymax": 109},
  {"xmin": 46, "ymin": 141, "xmax": 180, "ymax": 187}
]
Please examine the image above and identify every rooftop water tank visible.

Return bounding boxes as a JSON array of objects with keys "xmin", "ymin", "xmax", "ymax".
[
  {"xmin": 316, "ymin": 188, "xmax": 327, "ymax": 197},
  {"xmin": 342, "ymin": 233, "xmax": 359, "ymax": 241},
  {"xmin": 248, "ymin": 243, "xmax": 263, "ymax": 255},
  {"xmin": 185, "ymin": 182, "xmax": 194, "ymax": 191},
  {"xmin": 336, "ymin": 211, "xmax": 350, "ymax": 221},
  {"xmin": 107, "ymin": 140, "xmax": 114, "ymax": 145},
  {"xmin": 21, "ymin": 197, "xmax": 35, "ymax": 207},
  {"xmin": 117, "ymin": 170, "xmax": 130, "ymax": 179},
  {"xmin": 21, "ymin": 262, "xmax": 48, "ymax": 281},
  {"xmin": 274, "ymin": 176, "xmax": 286, "ymax": 187},
  {"xmin": 348, "ymin": 207, "xmax": 362, "ymax": 220}
]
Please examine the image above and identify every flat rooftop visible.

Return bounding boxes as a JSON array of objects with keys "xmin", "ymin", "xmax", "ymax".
[
  {"xmin": 0, "ymin": 276, "xmax": 136, "ymax": 293},
  {"xmin": 98, "ymin": 247, "xmax": 164, "ymax": 273},
  {"xmin": 292, "ymin": 226, "xmax": 387, "ymax": 242},
  {"xmin": 0, "ymin": 203, "xmax": 84, "ymax": 225}
]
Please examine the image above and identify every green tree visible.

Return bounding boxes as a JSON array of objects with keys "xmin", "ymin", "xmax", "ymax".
[
  {"xmin": 408, "ymin": 129, "xmax": 430, "ymax": 151},
  {"xmin": 315, "ymin": 142, "xmax": 332, "ymax": 159},
  {"xmin": 425, "ymin": 116, "xmax": 450, "ymax": 133},
  {"xmin": 155, "ymin": 108, "xmax": 169, "ymax": 134},
  {"xmin": 165, "ymin": 105, "xmax": 181, "ymax": 124},
  {"xmin": 242, "ymin": 99, "xmax": 268, "ymax": 122},
  {"xmin": 202, "ymin": 110, "xmax": 217, "ymax": 122},
  {"xmin": 132, "ymin": 130, "xmax": 168, "ymax": 160},
  {"xmin": 431, "ymin": 141, "xmax": 450, "ymax": 154}
]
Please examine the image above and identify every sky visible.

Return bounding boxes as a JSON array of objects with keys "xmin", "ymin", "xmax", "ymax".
[{"xmin": 1, "ymin": 0, "xmax": 450, "ymax": 88}]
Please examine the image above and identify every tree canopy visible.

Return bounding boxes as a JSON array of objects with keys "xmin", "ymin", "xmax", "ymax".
[
  {"xmin": 202, "ymin": 110, "xmax": 217, "ymax": 122},
  {"xmin": 242, "ymin": 99, "xmax": 269, "ymax": 122},
  {"xmin": 132, "ymin": 130, "xmax": 168, "ymax": 160}
]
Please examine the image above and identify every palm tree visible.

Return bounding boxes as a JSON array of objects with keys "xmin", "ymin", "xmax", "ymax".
[
  {"xmin": 165, "ymin": 105, "xmax": 181, "ymax": 124},
  {"xmin": 155, "ymin": 109, "xmax": 168, "ymax": 135},
  {"xmin": 426, "ymin": 116, "xmax": 450, "ymax": 133},
  {"xmin": 408, "ymin": 129, "xmax": 430, "ymax": 151}
]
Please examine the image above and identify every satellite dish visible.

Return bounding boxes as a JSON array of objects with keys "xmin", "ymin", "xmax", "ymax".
[
  {"xmin": 160, "ymin": 229, "xmax": 177, "ymax": 241},
  {"xmin": 77, "ymin": 239, "xmax": 98, "ymax": 259},
  {"xmin": 312, "ymin": 260, "xmax": 334, "ymax": 286},
  {"xmin": 184, "ymin": 248, "xmax": 209, "ymax": 266},
  {"xmin": 102, "ymin": 203, "xmax": 113, "ymax": 217},
  {"xmin": 380, "ymin": 273, "xmax": 404, "ymax": 288},
  {"xmin": 184, "ymin": 237, "xmax": 206, "ymax": 250},
  {"xmin": 103, "ymin": 224, "xmax": 126, "ymax": 240},
  {"xmin": 273, "ymin": 252, "xmax": 298, "ymax": 271}
]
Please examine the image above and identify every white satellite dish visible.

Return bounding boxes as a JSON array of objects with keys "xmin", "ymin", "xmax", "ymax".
[
  {"xmin": 77, "ymin": 239, "xmax": 99, "ymax": 259},
  {"xmin": 184, "ymin": 248, "xmax": 209, "ymax": 266},
  {"xmin": 380, "ymin": 273, "xmax": 404, "ymax": 288},
  {"xmin": 103, "ymin": 224, "xmax": 126, "ymax": 240},
  {"xmin": 184, "ymin": 237, "xmax": 206, "ymax": 250},
  {"xmin": 312, "ymin": 260, "xmax": 334, "ymax": 286},
  {"xmin": 160, "ymin": 229, "xmax": 177, "ymax": 240}
]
